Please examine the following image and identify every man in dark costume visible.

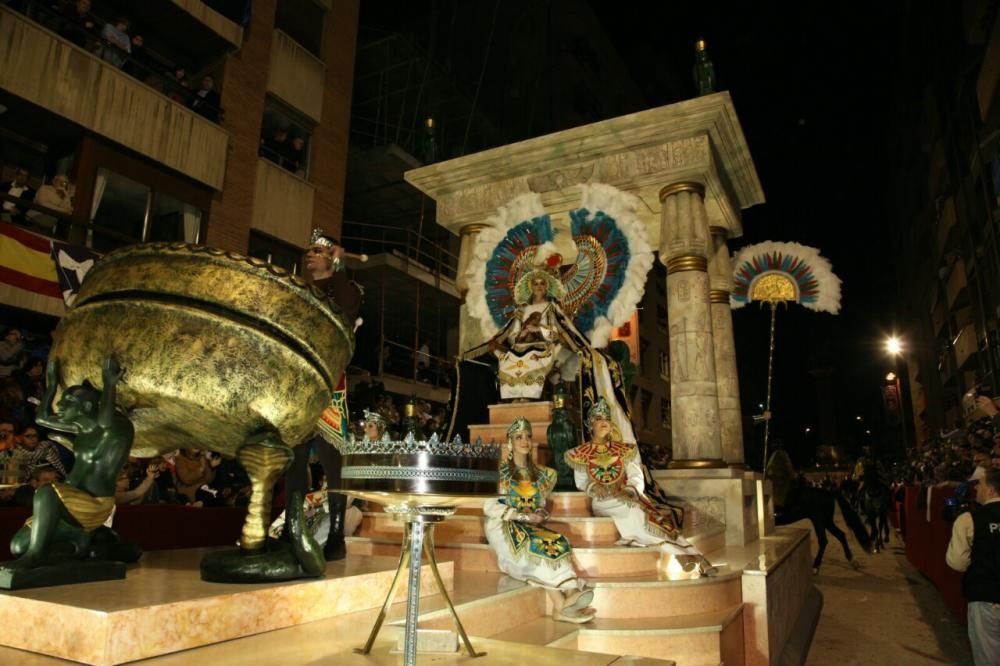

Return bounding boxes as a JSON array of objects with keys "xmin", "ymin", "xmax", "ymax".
[{"xmin": 290, "ymin": 228, "xmax": 362, "ymax": 560}]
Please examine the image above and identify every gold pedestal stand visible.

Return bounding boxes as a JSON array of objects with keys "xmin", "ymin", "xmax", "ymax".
[{"xmin": 353, "ymin": 504, "xmax": 485, "ymax": 665}]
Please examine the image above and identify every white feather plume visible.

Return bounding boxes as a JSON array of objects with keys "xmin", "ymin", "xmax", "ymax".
[
  {"xmin": 467, "ymin": 193, "xmax": 547, "ymax": 339},
  {"xmin": 578, "ymin": 183, "xmax": 655, "ymax": 347}
]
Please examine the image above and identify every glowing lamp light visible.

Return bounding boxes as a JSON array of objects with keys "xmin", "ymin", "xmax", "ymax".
[{"xmin": 886, "ymin": 336, "xmax": 903, "ymax": 356}]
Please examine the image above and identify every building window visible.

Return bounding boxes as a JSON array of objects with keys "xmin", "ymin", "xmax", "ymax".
[
  {"xmin": 248, "ymin": 231, "xmax": 301, "ymax": 274},
  {"xmin": 260, "ymin": 101, "xmax": 313, "ymax": 178},
  {"xmin": 660, "ymin": 350, "xmax": 670, "ymax": 381},
  {"xmin": 657, "ymin": 303, "xmax": 668, "ymax": 335},
  {"xmin": 275, "ymin": 0, "xmax": 325, "ymax": 57},
  {"xmin": 639, "ymin": 389, "xmax": 652, "ymax": 431},
  {"xmin": 89, "ymin": 167, "xmax": 202, "ymax": 251},
  {"xmin": 661, "ymin": 398, "xmax": 671, "ymax": 430},
  {"xmin": 639, "ymin": 336, "xmax": 650, "ymax": 374}
]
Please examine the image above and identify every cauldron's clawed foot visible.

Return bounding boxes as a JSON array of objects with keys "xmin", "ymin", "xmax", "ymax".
[
  {"xmin": 200, "ymin": 431, "xmax": 304, "ymax": 583},
  {"xmin": 237, "ymin": 432, "xmax": 294, "ymax": 552}
]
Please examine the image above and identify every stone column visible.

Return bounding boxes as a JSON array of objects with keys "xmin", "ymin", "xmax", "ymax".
[
  {"xmin": 659, "ymin": 182, "xmax": 724, "ymax": 468},
  {"xmin": 709, "ymin": 227, "xmax": 745, "ymax": 466},
  {"xmin": 456, "ymin": 223, "xmax": 486, "ymax": 352}
]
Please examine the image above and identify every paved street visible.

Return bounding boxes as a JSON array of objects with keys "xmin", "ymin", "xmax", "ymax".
[{"xmin": 796, "ymin": 516, "xmax": 973, "ymax": 665}]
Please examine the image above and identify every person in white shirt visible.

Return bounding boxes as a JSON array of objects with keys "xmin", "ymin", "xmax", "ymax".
[
  {"xmin": 28, "ymin": 175, "xmax": 73, "ymax": 233},
  {"xmin": 946, "ymin": 468, "xmax": 1000, "ymax": 665}
]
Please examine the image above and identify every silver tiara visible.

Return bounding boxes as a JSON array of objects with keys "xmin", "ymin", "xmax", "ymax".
[
  {"xmin": 310, "ymin": 228, "xmax": 335, "ymax": 247},
  {"xmin": 340, "ymin": 433, "xmax": 502, "ymax": 459}
]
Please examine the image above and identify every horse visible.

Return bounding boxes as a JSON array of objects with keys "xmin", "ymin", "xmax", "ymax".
[
  {"xmin": 774, "ymin": 484, "xmax": 872, "ymax": 573},
  {"xmin": 767, "ymin": 451, "xmax": 872, "ymax": 573},
  {"xmin": 857, "ymin": 462, "xmax": 893, "ymax": 553}
]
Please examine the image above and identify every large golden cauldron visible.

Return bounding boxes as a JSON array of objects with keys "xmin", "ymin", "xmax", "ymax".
[{"xmin": 50, "ymin": 243, "xmax": 354, "ymax": 458}]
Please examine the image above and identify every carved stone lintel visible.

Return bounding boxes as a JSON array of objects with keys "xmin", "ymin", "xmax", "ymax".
[{"xmin": 527, "ymin": 163, "xmax": 595, "ymax": 193}]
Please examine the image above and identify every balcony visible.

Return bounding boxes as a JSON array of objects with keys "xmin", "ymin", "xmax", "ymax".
[
  {"xmin": 978, "ymin": 9, "xmax": 1000, "ymax": 120},
  {"xmin": 267, "ymin": 30, "xmax": 326, "ymax": 123},
  {"xmin": 935, "ymin": 196, "xmax": 958, "ymax": 258},
  {"xmin": 931, "ymin": 299, "xmax": 948, "ymax": 336},
  {"xmin": 0, "ymin": 7, "xmax": 228, "ymax": 190},
  {"xmin": 251, "ymin": 159, "xmax": 315, "ymax": 247},
  {"xmin": 945, "ymin": 257, "xmax": 968, "ymax": 309},
  {"xmin": 953, "ymin": 324, "xmax": 978, "ymax": 370},
  {"xmin": 171, "ymin": 0, "xmax": 243, "ymax": 48}
]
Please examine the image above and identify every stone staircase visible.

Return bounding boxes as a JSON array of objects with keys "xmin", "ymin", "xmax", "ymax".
[
  {"xmin": 351, "ymin": 488, "xmax": 737, "ymax": 665},
  {"xmin": 348, "ymin": 401, "xmax": 755, "ymax": 665},
  {"xmin": 346, "ymin": 400, "xmax": 817, "ymax": 665}
]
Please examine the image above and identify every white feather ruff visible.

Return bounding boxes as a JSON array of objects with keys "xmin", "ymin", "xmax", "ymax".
[
  {"xmin": 730, "ymin": 240, "xmax": 842, "ymax": 314},
  {"xmin": 467, "ymin": 193, "xmax": 547, "ymax": 339},
  {"xmin": 578, "ymin": 183, "xmax": 655, "ymax": 347}
]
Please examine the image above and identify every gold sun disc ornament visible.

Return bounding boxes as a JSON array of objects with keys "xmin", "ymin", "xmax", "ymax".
[{"xmin": 750, "ymin": 273, "xmax": 798, "ymax": 304}]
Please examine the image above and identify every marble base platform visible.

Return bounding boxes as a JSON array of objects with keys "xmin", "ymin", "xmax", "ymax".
[
  {"xmin": 0, "ymin": 548, "xmax": 452, "ymax": 665},
  {"xmin": 653, "ymin": 468, "xmax": 770, "ymax": 546}
]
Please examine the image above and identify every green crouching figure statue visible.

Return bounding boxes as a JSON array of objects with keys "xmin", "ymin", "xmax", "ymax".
[{"xmin": 1, "ymin": 355, "xmax": 138, "ymax": 589}]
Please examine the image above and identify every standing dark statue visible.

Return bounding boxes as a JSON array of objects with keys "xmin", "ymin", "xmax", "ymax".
[
  {"xmin": 546, "ymin": 387, "xmax": 577, "ymax": 491},
  {"xmin": 1, "ymin": 356, "xmax": 140, "ymax": 589},
  {"xmin": 692, "ymin": 39, "xmax": 717, "ymax": 96}
]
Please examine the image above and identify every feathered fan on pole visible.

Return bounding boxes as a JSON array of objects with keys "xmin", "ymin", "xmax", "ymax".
[
  {"xmin": 729, "ymin": 241, "xmax": 842, "ymax": 475},
  {"xmin": 731, "ymin": 241, "xmax": 841, "ymax": 313}
]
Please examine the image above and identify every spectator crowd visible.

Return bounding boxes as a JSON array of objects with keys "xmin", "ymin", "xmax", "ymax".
[
  {"xmin": 5, "ymin": 1, "xmax": 224, "ymax": 122},
  {"xmin": 0, "ymin": 323, "xmax": 254, "ymax": 512}
]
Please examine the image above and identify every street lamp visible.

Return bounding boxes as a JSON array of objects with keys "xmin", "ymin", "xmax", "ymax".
[
  {"xmin": 886, "ymin": 336, "xmax": 903, "ymax": 356},
  {"xmin": 885, "ymin": 335, "xmax": 910, "ymax": 454}
]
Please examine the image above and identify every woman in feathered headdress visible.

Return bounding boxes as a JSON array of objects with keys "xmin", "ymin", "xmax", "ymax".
[
  {"xmin": 482, "ymin": 417, "xmax": 595, "ymax": 623},
  {"xmin": 565, "ymin": 399, "xmax": 717, "ymax": 577},
  {"xmin": 486, "ymin": 258, "xmax": 581, "ymax": 401}
]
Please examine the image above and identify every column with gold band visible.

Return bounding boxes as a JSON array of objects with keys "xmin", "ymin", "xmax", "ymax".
[
  {"xmin": 659, "ymin": 182, "xmax": 724, "ymax": 468},
  {"xmin": 709, "ymin": 226, "xmax": 745, "ymax": 466}
]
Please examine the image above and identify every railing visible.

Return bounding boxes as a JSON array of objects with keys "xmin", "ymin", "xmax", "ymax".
[
  {"xmin": 341, "ymin": 221, "xmax": 459, "ymax": 279},
  {"xmin": 355, "ymin": 338, "xmax": 453, "ymax": 390},
  {"xmin": 8, "ymin": 1, "xmax": 226, "ymax": 123},
  {"xmin": 251, "ymin": 159, "xmax": 315, "ymax": 249},
  {"xmin": 1, "ymin": 193, "xmax": 154, "ymax": 249},
  {"xmin": 268, "ymin": 29, "xmax": 326, "ymax": 123},
  {"xmin": 0, "ymin": 5, "xmax": 228, "ymax": 190}
]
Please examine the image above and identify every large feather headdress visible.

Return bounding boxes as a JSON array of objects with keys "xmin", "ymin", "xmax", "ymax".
[{"xmin": 466, "ymin": 183, "xmax": 653, "ymax": 348}]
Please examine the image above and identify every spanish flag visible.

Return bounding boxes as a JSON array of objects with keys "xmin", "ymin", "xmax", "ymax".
[{"xmin": 0, "ymin": 222, "xmax": 64, "ymax": 317}]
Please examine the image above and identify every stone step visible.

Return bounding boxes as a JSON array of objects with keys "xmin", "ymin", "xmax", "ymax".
[
  {"xmin": 359, "ymin": 512, "xmax": 623, "ymax": 547},
  {"xmin": 549, "ymin": 491, "xmax": 592, "ymax": 516},
  {"xmin": 488, "ymin": 401, "xmax": 553, "ymax": 425},
  {"xmin": 588, "ymin": 574, "xmax": 743, "ymax": 619},
  {"xmin": 369, "ymin": 492, "xmax": 590, "ymax": 517},
  {"xmin": 564, "ymin": 606, "xmax": 744, "ymax": 666},
  {"xmin": 401, "ymin": 581, "xmax": 546, "ymax": 638},
  {"xmin": 347, "ymin": 523, "xmax": 728, "ymax": 578}
]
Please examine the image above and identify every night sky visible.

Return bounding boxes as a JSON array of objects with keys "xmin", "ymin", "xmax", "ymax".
[
  {"xmin": 359, "ymin": 1, "xmax": 904, "ymax": 467},
  {"xmin": 593, "ymin": 2, "xmax": 902, "ymax": 466}
]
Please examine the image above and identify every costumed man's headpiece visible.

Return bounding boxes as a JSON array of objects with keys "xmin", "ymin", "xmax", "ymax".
[
  {"xmin": 310, "ymin": 228, "xmax": 339, "ymax": 248},
  {"xmin": 586, "ymin": 397, "xmax": 611, "ymax": 423},
  {"xmin": 507, "ymin": 417, "xmax": 532, "ymax": 440},
  {"xmin": 363, "ymin": 409, "xmax": 387, "ymax": 429}
]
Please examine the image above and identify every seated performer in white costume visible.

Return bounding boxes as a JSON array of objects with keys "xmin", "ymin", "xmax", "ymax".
[
  {"xmin": 565, "ymin": 398, "xmax": 717, "ymax": 577},
  {"xmin": 483, "ymin": 417, "xmax": 595, "ymax": 623}
]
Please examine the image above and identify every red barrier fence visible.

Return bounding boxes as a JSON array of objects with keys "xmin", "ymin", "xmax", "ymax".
[
  {"xmin": 902, "ymin": 485, "xmax": 967, "ymax": 625},
  {"xmin": 0, "ymin": 504, "xmax": 251, "ymax": 561}
]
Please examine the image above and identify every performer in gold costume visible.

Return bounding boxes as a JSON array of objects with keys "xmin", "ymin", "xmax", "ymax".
[{"xmin": 566, "ymin": 399, "xmax": 716, "ymax": 576}]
